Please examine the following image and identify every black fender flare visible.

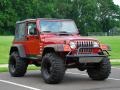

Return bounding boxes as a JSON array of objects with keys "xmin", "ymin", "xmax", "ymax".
[
  {"xmin": 44, "ymin": 44, "xmax": 64, "ymax": 52},
  {"xmin": 42, "ymin": 44, "xmax": 65, "ymax": 56},
  {"xmin": 9, "ymin": 44, "xmax": 26, "ymax": 58}
]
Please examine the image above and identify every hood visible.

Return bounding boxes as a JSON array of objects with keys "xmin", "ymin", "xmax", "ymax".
[{"xmin": 41, "ymin": 34, "xmax": 98, "ymax": 44}]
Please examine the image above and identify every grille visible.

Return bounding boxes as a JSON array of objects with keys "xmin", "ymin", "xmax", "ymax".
[
  {"xmin": 76, "ymin": 41, "xmax": 93, "ymax": 47},
  {"xmin": 75, "ymin": 40, "xmax": 94, "ymax": 54}
]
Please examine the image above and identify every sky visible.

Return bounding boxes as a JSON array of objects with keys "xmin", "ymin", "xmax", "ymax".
[{"xmin": 113, "ymin": 0, "xmax": 120, "ymax": 6}]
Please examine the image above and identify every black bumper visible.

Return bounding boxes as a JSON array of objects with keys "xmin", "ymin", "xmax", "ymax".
[{"xmin": 66, "ymin": 54, "xmax": 106, "ymax": 63}]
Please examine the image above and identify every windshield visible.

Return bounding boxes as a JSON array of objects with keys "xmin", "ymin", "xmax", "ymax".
[{"xmin": 40, "ymin": 20, "xmax": 78, "ymax": 33}]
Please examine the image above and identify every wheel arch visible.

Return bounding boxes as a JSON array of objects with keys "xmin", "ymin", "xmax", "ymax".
[
  {"xmin": 42, "ymin": 44, "xmax": 67, "ymax": 58},
  {"xmin": 9, "ymin": 44, "xmax": 26, "ymax": 57},
  {"xmin": 42, "ymin": 47, "xmax": 56, "ymax": 56}
]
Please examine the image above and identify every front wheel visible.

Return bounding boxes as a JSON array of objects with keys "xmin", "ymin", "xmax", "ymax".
[
  {"xmin": 87, "ymin": 57, "xmax": 111, "ymax": 80},
  {"xmin": 41, "ymin": 53, "xmax": 65, "ymax": 84}
]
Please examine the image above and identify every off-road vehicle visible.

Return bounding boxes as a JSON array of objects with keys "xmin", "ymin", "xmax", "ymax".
[{"xmin": 9, "ymin": 18, "xmax": 111, "ymax": 84}]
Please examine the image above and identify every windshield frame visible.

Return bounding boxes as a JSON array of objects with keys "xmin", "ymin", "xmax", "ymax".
[{"xmin": 39, "ymin": 19, "xmax": 79, "ymax": 34}]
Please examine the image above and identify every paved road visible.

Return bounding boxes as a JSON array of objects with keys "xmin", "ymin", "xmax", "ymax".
[{"xmin": 0, "ymin": 67, "xmax": 120, "ymax": 90}]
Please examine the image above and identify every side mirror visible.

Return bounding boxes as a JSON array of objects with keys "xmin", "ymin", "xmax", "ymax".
[{"xmin": 77, "ymin": 29, "xmax": 80, "ymax": 35}]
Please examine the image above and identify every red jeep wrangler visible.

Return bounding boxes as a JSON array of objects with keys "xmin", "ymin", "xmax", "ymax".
[{"xmin": 9, "ymin": 18, "xmax": 111, "ymax": 84}]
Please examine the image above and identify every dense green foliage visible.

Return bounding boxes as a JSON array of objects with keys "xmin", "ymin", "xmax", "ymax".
[{"xmin": 0, "ymin": 0, "xmax": 120, "ymax": 35}]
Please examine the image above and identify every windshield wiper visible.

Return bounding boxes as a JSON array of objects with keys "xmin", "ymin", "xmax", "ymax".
[
  {"xmin": 41, "ymin": 31, "xmax": 52, "ymax": 33},
  {"xmin": 58, "ymin": 31, "xmax": 71, "ymax": 35},
  {"xmin": 41, "ymin": 31, "xmax": 72, "ymax": 35}
]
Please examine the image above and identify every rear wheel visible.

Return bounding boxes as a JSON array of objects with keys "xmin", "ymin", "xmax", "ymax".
[
  {"xmin": 41, "ymin": 53, "xmax": 65, "ymax": 84},
  {"xmin": 9, "ymin": 52, "xmax": 28, "ymax": 77},
  {"xmin": 87, "ymin": 57, "xmax": 111, "ymax": 80}
]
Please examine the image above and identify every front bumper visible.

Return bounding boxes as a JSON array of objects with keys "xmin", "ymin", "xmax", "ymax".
[{"xmin": 66, "ymin": 54, "xmax": 106, "ymax": 63}]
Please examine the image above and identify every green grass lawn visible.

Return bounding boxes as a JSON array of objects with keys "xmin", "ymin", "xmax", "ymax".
[
  {"xmin": 0, "ymin": 36, "xmax": 120, "ymax": 64},
  {"xmin": 0, "ymin": 65, "xmax": 40, "ymax": 72},
  {"xmin": 0, "ymin": 36, "xmax": 13, "ymax": 64},
  {"xmin": 92, "ymin": 36, "xmax": 120, "ymax": 59}
]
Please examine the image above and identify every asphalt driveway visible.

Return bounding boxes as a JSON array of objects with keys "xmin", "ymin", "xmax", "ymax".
[{"xmin": 0, "ymin": 67, "xmax": 120, "ymax": 90}]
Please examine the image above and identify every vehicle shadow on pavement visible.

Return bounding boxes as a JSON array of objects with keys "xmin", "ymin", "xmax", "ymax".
[{"xmin": 22, "ymin": 71, "xmax": 108, "ymax": 85}]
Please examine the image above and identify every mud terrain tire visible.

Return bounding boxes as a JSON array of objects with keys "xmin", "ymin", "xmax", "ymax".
[
  {"xmin": 41, "ymin": 53, "xmax": 65, "ymax": 84},
  {"xmin": 87, "ymin": 57, "xmax": 111, "ymax": 80}
]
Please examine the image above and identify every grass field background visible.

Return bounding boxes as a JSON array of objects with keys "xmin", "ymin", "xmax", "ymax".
[
  {"xmin": 0, "ymin": 36, "xmax": 120, "ymax": 64},
  {"xmin": 92, "ymin": 36, "xmax": 120, "ymax": 59},
  {"xmin": 0, "ymin": 36, "xmax": 13, "ymax": 64}
]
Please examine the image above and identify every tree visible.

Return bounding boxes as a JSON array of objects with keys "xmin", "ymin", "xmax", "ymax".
[
  {"xmin": 0, "ymin": 0, "xmax": 17, "ymax": 35},
  {"xmin": 96, "ymin": 0, "xmax": 120, "ymax": 32},
  {"xmin": 0, "ymin": 0, "xmax": 120, "ymax": 35}
]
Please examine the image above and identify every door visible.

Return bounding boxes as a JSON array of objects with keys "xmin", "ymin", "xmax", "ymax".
[{"xmin": 24, "ymin": 22, "xmax": 40, "ymax": 55}]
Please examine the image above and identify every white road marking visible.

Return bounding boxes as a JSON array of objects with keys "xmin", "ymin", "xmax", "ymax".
[
  {"xmin": 108, "ymin": 78, "xmax": 120, "ymax": 81},
  {"xmin": 67, "ymin": 72, "xmax": 120, "ymax": 81},
  {"xmin": 67, "ymin": 72, "xmax": 87, "ymax": 76},
  {"xmin": 112, "ymin": 67, "xmax": 120, "ymax": 69},
  {"xmin": 0, "ymin": 71, "xmax": 120, "ymax": 90},
  {"xmin": 0, "ymin": 67, "xmax": 120, "ymax": 90},
  {"xmin": 0, "ymin": 79, "xmax": 42, "ymax": 90}
]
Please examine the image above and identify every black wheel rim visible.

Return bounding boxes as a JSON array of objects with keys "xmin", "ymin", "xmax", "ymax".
[
  {"xmin": 9, "ymin": 57, "xmax": 16, "ymax": 73},
  {"xmin": 42, "ymin": 58, "xmax": 52, "ymax": 79}
]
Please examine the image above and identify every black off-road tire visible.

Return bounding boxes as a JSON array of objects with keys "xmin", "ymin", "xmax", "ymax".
[
  {"xmin": 41, "ymin": 53, "xmax": 65, "ymax": 84},
  {"xmin": 87, "ymin": 57, "xmax": 111, "ymax": 80},
  {"xmin": 9, "ymin": 52, "xmax": 28, "ymax": 77}
]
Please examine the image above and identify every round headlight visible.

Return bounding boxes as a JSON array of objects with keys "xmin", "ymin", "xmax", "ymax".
[
  {"xmin": 93, "ymin": 42, "xmax": 99, "ymax": 47},
  {"xmin": 70, "ymin": 41, "xmax": 76, "ymax": 49}
]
